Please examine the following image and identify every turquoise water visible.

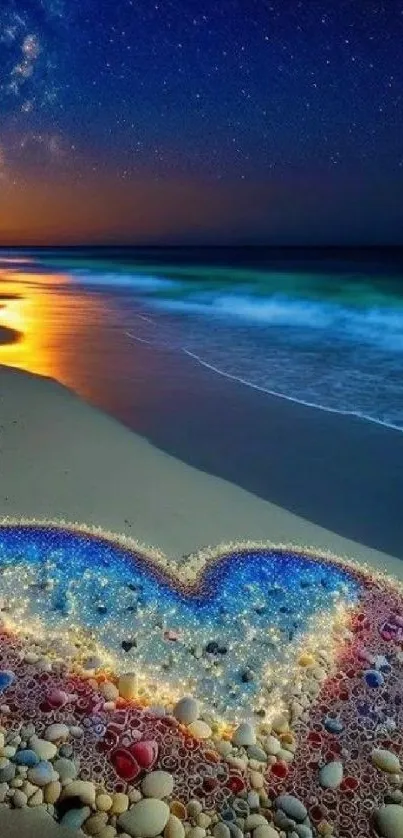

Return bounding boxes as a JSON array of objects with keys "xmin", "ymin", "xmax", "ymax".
[{"xmin": 33, "ymin": 248, "xmax": 403, "ymax": 430}]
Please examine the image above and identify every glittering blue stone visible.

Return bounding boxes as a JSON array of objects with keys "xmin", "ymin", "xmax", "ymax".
[
  {"xmin": 324, "ymin": 716, "xmax": 344, "ymax": 734},
  {"xmin": 365, "ymin": 669, "xmax": 385, "ymax": 688},
  {"xmin": 0, "ymin": 670, "xmax": 15, "ymax": 692},
  {"xmin": 13, "ymin": 749, "xmax": 39, "ymax": 767}
]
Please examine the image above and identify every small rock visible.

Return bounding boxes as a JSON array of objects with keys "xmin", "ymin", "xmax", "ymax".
[
  {"xmin": 250, "ymin": 771, "xmax": 264, "ymax": 790},
  {"xmin": 264, "ymin": 735, "xmax": 281, "ymax": 756},
  {"xmin": 376, "ymin": 804, "xmax": 403, "ymax": 838},
  {"xmin": 324, "ymin": 717, "xmax": 344, "ymax": 735},
  {"xmin": 44, "ymin": 780, "xmax": 61, "ymax": 804},
  {"xmin": 214, "ymin": 825, "xmax": 231, "ymax": 838},
  {"xmin": 271, "ymin": 716, "xmax": 288, "ymax": 735},
  {"xmin": 0, "ymin": 759, "xmax": 16, "ymax": 783},
  {"xmin": 85, "ymin": 812, "xmax": 109, "ymax": 835},
  {"xmin": 187, "ymin": 721, "xmax": 212, "ymax": 740},
  {"xmin": 319, "ymin": 761, "xmax": 344, "ymax": 789},
  {"xmin": 187, "ymin": 829, "xmax": 206, "ymax": 838},
  {"xmin": 61, "ymin": 806, "xmax": 91, "ymax": 830},
  {"xmin": 118, "ymin": 798, "xmax": 170, "ymax": 837},
  {"xmin": 13, "ymin": 789, "xmax": 27, "ymax": 807},
  {"xmin": 111, "ymin": 792, "xmax": 129, "ymax": 814},
  {"xmin": 247, "ymin": 791, "xmax": 260, "ymax": 809},
  {"xmin": 99, "ymin": 829, "xmax": 117, "ymax": 838},
  {"xmin": 253, "ymin": 827, "xmax": 280, "ymax": 838},
  {"xmin": 245, "ymin": 815, "xmax": 268, "ymax": 829},
  {"xmin": 173, "ymin": 697, "xmax": 199, "ymax": 725},
  {"xmin": 118, "ymin": 673, "xmax": 138, "ymax": 701},
  {"xmin": 365, "ymin": 669, "xmax": 385, "ymax": 688},
  {"xmin": 197, "ymin": 814, "xmax": 212, "ymax": 829},
  {"xmin": 0, "ymin": 670, "xmax": 15, "ymax": 691},
  {"xmin": 294, "ymin": 827, "xmax": 313, "ymax": 838},
  {"xmin": 372, "ymin": 749, "xmax": 401, "ymax": 774},
  {"xmin": 97, "ymin": 792, "xmax": 113, "ymax": 811},
  {"xmin": 186, "ymin": 800, "xmax": 203, "ymax": 818},
  {"xmin": 28, "ymin": 789, "xmax": 44, "ymax": 807},
  {"xmin": 59, "ymin": 744, "xmax": 73, "ymax": 758},
  {"xmin": 13, "ymin": 749, "xmax": 39, "ymax": 767},
  {"xmin": 28, "ymin": 761, "xmax": 58, "ymax": 787},
  {"xmin": 164, "ymin": 814, "xmax": 185, "ymax": 838},
  {"xmin": 69, "ymin": 726, "xmax": 83, "ymax": 739},
  {"xmin": 44, "ymin": 723, "xmax": 69, "ymax": 742},
  {"xmin": 30, "ymin": 736, "xmax": 57, "ymax": 761},
  {"xmin": 142, "ymin": 771, "xmax": 174, "ymax": 799},
  {"xmin": 53, "ymin": 757, "xmax": 78, "ymax": 782},
  {"xmin": 100, "ymin": 682, "xmax": 119, "ymax": 702},
  {"xmin": 276, "ymin": 795, "xmax": 307, "ymax": 823},
  {"xmin": 61, "ymin": 780, "xmax": 96, "ymax": 806},
  {"xmin": 247, "ymin": 746, "xmax": 267, "ymax": 762},
  {"xmin": 232, "ymin": 723, "xmax": 256, "ymax": 748}
]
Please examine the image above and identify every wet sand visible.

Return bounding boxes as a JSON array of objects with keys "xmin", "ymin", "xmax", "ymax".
[{"xmin": 0, "ymin": 363, "xmax": 401, "ymax": 578}]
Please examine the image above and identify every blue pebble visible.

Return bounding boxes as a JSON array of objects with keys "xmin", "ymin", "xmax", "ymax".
[
  {"xmin": 0, "ymin": 670, "xmax": 15, "ymax": 692},
  {"xmin": 324, "ymin": 716, "xmax": 344, "ymax": 734},
  {"xmin": 365, "ymin": 669, "xmax": 385, "ymax": 688},
  {"xmin": 13, "ymin": 749, "xmax": 39, "ymax": 767}
]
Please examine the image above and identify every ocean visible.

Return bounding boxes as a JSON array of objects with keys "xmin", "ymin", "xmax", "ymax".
[{"xmin": 36, "ymin": 246, "xmax": 403, "ymax": 432}]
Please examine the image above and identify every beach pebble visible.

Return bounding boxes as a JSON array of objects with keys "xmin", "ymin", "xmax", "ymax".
[
  {"xmin": 59, "ymin": 744, "xmax": 74, "ymax": 758},
  {"xmin": 187, "ymin": 828, "xmax": 206, "ymax": 838},
  {"xmin": 13, "ymin": 789, "xmax": 27, "ymax": 807},
  {"xmin": 276, "ymin": 795, "xmax": 307, "ymax": 822},
  {"xmin": 164, "ymin": 814, "xmax": 185, "ymax": 838},
  {"xmin": 365, "ymin": 669, "xmax": 384, "ymax": 688},
  {"xmin": 0, "ymin": 782, "xmax": 8, "ymax": 803},
  {"xmin": 96, "ymin": 792, "xmax": 113, "ymax": 811},
  {"xmin": 0, "ymin": 759, "xmax": 16, "ymax": 783},
  {"xmin": 324, "ymin": 717, "xmax": 344, "ymax": 734},
  {"xmin": 129, "ymin": 789, "xmax": 143, "ymax": 804},
  {"xmin": 13, "ymin": 749, "xmax": 39, "ymax": 767},
  {"xmin": 30, "ymin": 736, "xmax": 57, "ymax": 761},
  {"xmin": 142, "ymin": 771, "xmax": 174, "ymax": 799},
  {"xmin": 44, "ymin": 780, "xmax": 61, "ymax": 804},
  {"xmin": 70, "ymin": 726, "xmax": 84, "ymax": 739},
  {"xmin": 61, "ymin": 806, "xmax": 91, "ymax": 830},
  {"xmin": 100, "ymin": 682, "xmax": 119, "ymax": 702},
  {"xmin": 264, "ymin": 735, "xmax": 281, "ymax": 755},
  {"xmin": 247, "ymin": 791, "xmax": 260, "ymax": 810},
  {"xmin": 186, "ymin": 800, "xmax": 203, "ymax": 818},
  {"xmin": 298, "ymin": 653, "xmax": 315, "ymax": 667},
  {"xmin": 227, "ymin": 825, "xmax": 243, "ymax": 838},
  {"xmin": 248, "ymin": 745, "xmax": 267, "ymax": 762},
  {"xmin": 61, "ymin": 779, "xmax": 96, "ymax": 806},
  {"xmin": 187, "ymin": 721, "xmax": 212, "ymax": 740},
  {"xmin": 111, "ymin": 792, "xmax": 129, "ymax": 814},
  {"xmin": 118, "ymin": 798, "xmax": 170, "ymax": 837},
  {"xmin": 253, "ymin": 827, "xmax": 280, "ymax": 838},
  {"xmin": 376, "ymin": 804, "xmax": 403, "ymax": 838},
  {"xmin": 99, "ymin": 829, "xmax": 117, "ymax": 838},
  {"xmin": 232, "ymin": 723, "xmax": 256, "ymax": 748},
  {"xmin": 249, "ymin": 771, "xmax": 264, "ymax": 790},
  {"xmin": 28, "ymin": 761, "xmax": 58, "ymax": 787},
  {"xmin": 53, "ymin": 757, "xmax": 78, "ymax": 782},
  {"xmin": 0, "ymin": 670, "xmax": 15, "ymax": 691},
  {"xmin": 84, "ymin": 812, "xmax": 109, "ymax": 835},
  {"xmin": 245, "ymin": 815, "xmax": 268, "ymax": 830},
  {"xmin": 372, "ymin": 749, "xmax": 401, "ymax": 774},
  {"xmin": 44, "ymin": 723, "xmax": 69, "ymax": 742},
  {"xmin": 271, "ymin": 715, "xmax": 288, "ymax": 735},
  {"xmin": 213, "ymin": 824, "xmax": 231, "ymax": 838},
  {"xmin": 173, "ymin": 697, "xmax": 199, "ymax": 725},
  {"xmin": 319, "ymin": 761, "xmax": 344, "ymax": 789},
  {"xmin": 118, "ymin": 673, "xmax": 138, "ymax": 701},
  {"xmin": 294, "ymin": 828, "xmax": 313, "ymax": 838},
  {"xmin": 28, "ymin": 789, "xmax": 44, "ymax": 807}
]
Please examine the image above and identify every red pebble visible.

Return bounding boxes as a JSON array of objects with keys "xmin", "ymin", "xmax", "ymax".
[
  {"xmin": 308, "ymin": 731, "xmax": 322, "ymax": 746},
  {"xmin": 310, "ymin": 805, "xmax": 326, "ymax": 822},
  {"xmin": 111, "ymin": 748, "xmax": 140, "ymax": 781},
  {"xmin": 271, "ymin": 761, "xmax": 288, "ymax": 779},
  {"xmin": 341, "ymin": 776, "xmax": 359, "ymax": 791},
  {"xmin": 226, "ymin": 775, "xmax": 245, "ymax": 794},
  {"xmin": 129, "ymin": 740, "xmax": 158, "ymax": 770},
  {"xmin": 203, "ymin": 777, "xmax": 218, "ymax": 792}
]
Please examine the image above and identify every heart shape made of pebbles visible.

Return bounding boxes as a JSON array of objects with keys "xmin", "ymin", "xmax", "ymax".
[{"xmin": 0, "ymin": 520, "xmax": 363, "ymax": 724}]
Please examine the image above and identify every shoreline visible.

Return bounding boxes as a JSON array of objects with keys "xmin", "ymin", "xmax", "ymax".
[{"xmin": 0, "ymin": 362, "xmax": 402, "ymax": 578}]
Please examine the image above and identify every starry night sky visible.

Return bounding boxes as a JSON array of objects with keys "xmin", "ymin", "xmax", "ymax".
[{"xmin": 1, "ymin": 0, "xmax": 403, "ymax": 244}]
